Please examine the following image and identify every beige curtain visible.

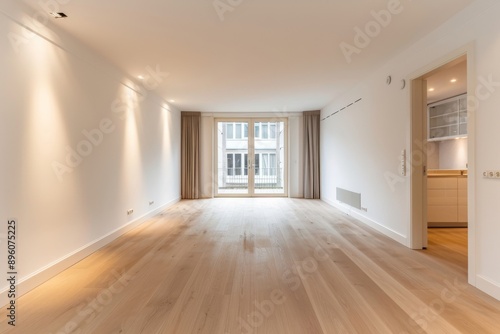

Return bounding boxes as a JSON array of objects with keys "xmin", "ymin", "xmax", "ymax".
[
  {"xmin": 303, "ymin": 110, "xmax": 321, "ymax": 199},
  {"xmin": 181, "ymin": 112, "xmax": 201, "ymax": 199}
]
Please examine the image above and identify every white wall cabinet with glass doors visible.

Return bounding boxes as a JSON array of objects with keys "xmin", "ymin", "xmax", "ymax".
[
  {"xmin": 428, "ymin": 94, "xmax": 467, "ymax": 141},
  {"xmin": 216, "ymin": 119, "xmax": 287, "ymax": 197}
]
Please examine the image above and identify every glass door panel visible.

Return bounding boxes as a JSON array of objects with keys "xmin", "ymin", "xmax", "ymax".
[
  {"xmin": 216, "ymin": 119, "xmax": 286, "ymax": 197},
  {"xmin": 253, "ymin": 121, "xmax": 286, "ymax": 195},
  {"xmin": 217, "ymin": 121, "xmax": 249, "ymax": 195}
]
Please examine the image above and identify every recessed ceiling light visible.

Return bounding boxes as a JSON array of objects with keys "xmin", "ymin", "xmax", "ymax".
[
  {"xmin": 428, "ymin": 88, "xmax": 435, "ymax": 92},
  {"xmin": 50, "ymin": 12, "xmax": 68, "ymax": 19},
  {"xmin": 450, "ymin": 79, "xmax": 457, "ymax": 83}
]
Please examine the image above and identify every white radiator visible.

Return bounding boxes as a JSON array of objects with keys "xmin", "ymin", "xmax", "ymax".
[{"xmin": 336, "ymin": 188, "xmax": 362, "ymax": 210}]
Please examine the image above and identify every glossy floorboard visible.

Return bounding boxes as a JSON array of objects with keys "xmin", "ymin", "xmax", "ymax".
[{"xmin": 1, "ymin": 198, "xmax": 499, "ymax": 333}]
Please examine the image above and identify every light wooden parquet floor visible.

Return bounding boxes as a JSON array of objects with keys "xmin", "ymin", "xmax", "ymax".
[{"xmin": 1, "ymin": 198, "xmax": 499, "ymax": 333}]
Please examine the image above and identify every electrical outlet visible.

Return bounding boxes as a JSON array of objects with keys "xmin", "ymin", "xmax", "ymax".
[
  {"xmin": 127, "ymin": 209, "xmax": 134, "ymax": 215},
  {"xmin": 483, "ymin": 171, "xmax": 500, "ymax": 179}
]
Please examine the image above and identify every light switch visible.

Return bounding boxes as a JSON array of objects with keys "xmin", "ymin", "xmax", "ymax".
[{"xmin": 400, "ymin": 149, "xmax": 407, "ymax": 176}]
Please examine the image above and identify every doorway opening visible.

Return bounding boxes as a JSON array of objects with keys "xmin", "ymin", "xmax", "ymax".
[
  {"xmin": 410, "ymin": 53, "xmax": 471, "ymax": 275},
  {"xmin": 215, "ymin": 118, "xmax": 287, "ymax": 197}
]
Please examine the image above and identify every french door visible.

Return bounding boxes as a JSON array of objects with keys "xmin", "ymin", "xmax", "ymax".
[{"xmin": 215, "ymin": 118, "xmax": 287, "ymax": 197}]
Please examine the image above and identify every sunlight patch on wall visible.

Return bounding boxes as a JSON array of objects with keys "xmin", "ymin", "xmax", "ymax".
[
  {"xmin": 161, "ymin": 103, "xmax": 173, "ymax": 155},
  {"xmin": 22, "ymin": 35, "xmax": 71, "ymax": 199},
  {"xmin": 121, "ymin": 88, "xmax": 145, "ymax": 204}
]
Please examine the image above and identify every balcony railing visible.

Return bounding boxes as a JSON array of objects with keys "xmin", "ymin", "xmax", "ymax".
[{"xmin": 218, "ymin": 168, "xmax": 283, "ymax": 189}]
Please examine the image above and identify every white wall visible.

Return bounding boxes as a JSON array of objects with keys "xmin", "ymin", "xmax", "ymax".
[
  {"xmin": 321, "ymin": 0, "xmax": 500, "ymax": 300},
  {"xmin": 427, "ymin": 138, "xmax": 468, "ymax": 170},
  {"xmin": 427, "ymin": 142, "xmax": 440, "ymax": 170},
  {"xmin": 439, "ymin": 138, "xmax": 468, "ymax": 170},
  {"xmin": 199, "ymin": 112, "xmax": 303, "ymax": 198},
  {"xmin": 0, "ymin": 1, "xmax": 181, "ymax": 305}
]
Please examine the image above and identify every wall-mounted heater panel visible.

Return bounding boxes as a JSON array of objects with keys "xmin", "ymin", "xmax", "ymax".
[{"xmin": 336, "ymin": 187, "xmax": 362, "ymax": 210}]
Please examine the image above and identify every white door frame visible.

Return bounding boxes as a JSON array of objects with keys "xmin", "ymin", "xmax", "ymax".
[
  {"xmin": 408, "ymin": 43, "xmax": 476, "ymax": 285},
  {"xmin": 214, "ymin": 117, "xmax": 288, "ymax": 198}
]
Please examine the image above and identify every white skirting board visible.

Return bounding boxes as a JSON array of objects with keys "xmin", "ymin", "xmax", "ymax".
[
  {"xmin": 0, "ymin": 197, "xmax": 180, "ymax": 307},
  {"xmin": 476, "ymin": 275, "xmax": 500, "ymax": 301},
  {"xmin": 323, "ymin": 198, "xmax": 500, "ymax": 302},
  {"xmin": 322, "ymin": 197, "xmax": 408, "ymax": 247}
]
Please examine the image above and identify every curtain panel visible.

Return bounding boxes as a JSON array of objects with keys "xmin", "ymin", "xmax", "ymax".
[
  {"xmin": 303, "ymin": 110, "xmax": 321, "ymax": 199},
  {"xmin": 181, "ymin": 112, "xmax": 201, "ymax": 199}
]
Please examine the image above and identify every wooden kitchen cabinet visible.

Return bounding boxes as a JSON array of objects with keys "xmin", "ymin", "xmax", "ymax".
[{"xmin": 427, "ymin": 171, "xmax": 468, "ymax": 227}]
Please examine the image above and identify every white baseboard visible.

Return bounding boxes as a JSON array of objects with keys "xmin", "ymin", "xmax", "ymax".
[
  {"xmin": 322, "ymin": 197, "xmax": 408, "ymax": 246},
  {"xmin": 0, "ymin": 197, "xmax": 180, "ymax": 307},
  {"xmin": 476, "ymin": 275, "xmax": 500, "ymax": 301},
  {"xmin": 323, "ymin": 198, "xmax": 500, "ymax": 303}
]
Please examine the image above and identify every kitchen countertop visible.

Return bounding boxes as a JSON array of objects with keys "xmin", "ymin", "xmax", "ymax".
[{"xmin": 428, "ymin": 169, "xmax": 468, "ymax": 177}]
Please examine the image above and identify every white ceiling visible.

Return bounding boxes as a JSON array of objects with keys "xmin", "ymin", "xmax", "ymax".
[{"xmin": 22, "ymin": 0, "xmax": 476, "ymax": 112}]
